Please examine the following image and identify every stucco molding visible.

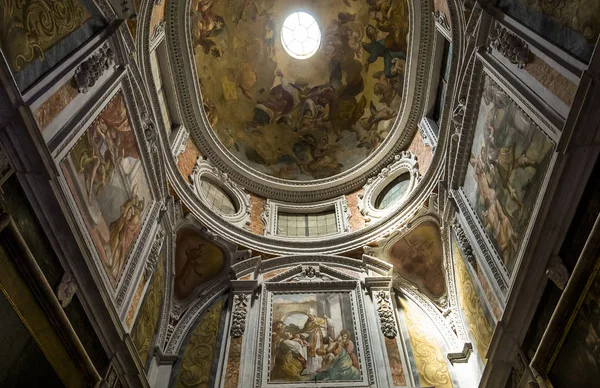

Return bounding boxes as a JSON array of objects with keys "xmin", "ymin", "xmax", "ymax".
[
  {"xmin": 190, "ymin": 157, "xmax": 252, "ymax": 229},
  {"xmin": 358, "ymin": 151, "xmax": 420, "ymax": 224}
]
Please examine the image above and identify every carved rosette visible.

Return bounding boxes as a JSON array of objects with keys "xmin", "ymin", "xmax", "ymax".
[
  {"xmin": 488, "ymin": 23, "xmax": 531, "ymax": 69},
  {"xmin": 376, "ymin": 291, "xmax": 397, "ymax": 338},
  {"xmin": 74, "ymin": 44, "xmax": 115, "ymax": 93},
  {"xmin": 230, "ymin": 294, "xmax": 249, "ymax": 338}
]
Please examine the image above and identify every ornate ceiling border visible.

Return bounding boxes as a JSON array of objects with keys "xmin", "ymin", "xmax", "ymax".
[
  {"xmin": 135, "ymin": 0, "xmax": 463, "ymax": 254},
  {"xmin": 163, "ymin": 0, "xmax": 434, "ymax": 202}
]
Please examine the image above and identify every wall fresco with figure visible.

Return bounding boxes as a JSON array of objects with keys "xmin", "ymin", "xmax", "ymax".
[
  {"xmin": 268, "ymin": 292, "xmax": 362, "ymax": 382},
  {"xmin": 385, "ymin": 221, "xmax": 447, "ymax": 300},
  {"xmin": 497, "ymin": 0, "xmax": 600, "ymax": 62},
  {"xmin": 190, "ymin": 0, "xmax": 409, "ymax": 180},
  {"xmin": 463, "ymin": 75, "xmax": 554, "ymax": 274},
  {"xmin": 174, "ymin": 228, "xmax": 226, "ymax": 300},
  {"xmin": 61, "ymin": 92, "xmax": 152, "ymax": 287}
]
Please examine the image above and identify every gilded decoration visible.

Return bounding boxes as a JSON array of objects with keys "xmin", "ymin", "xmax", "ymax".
[
  {"xmin": 519, "ymin": 0, "xmax": 600, "ymax": 44},
  {"xmin": 401, "ymin": 298, "xmax": 453, "ymax": 388},
  {"xmin": 132, "ymin": 253, "xmax": 165, "ymax": 366},
  {"xmin": 0, "ymin": 0, "xmax": 90, "ymax": 72},
  {"xmin": 453, "ymin": 241, "xmax": 493, "ymax": 363},
  {"xmin": 34, "ymin": 79, "xmax": 78, "ymax": 130},
  {"xmin": 175, "ymin": 300, "xmax": 224, "ymax": 388},
  {"xmin": 190, "ymin": 0, "xmax": 410, "ymax": 180}
]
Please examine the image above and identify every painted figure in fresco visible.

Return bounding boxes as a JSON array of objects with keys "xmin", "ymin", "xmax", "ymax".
[
  {"xmin": 108, "ymin": 191, "xmax": 145, "ymax": 280},
  {"xmin": 78, "ymin": 119, "xmax": 119, "ymax": 202},
  {"xmin": 179, "ymin": 243, "xmax": 206, "ymax": 287},
  {"xmin": 300, "ymin": 310, "xmax": 326, "ymax": 374},
  {"xmin": 191, "ymin": 0, "xmax": 226, "ymax": 57},
  {"xmin": 271, "ymin": 332, "xmax": 307, "ymax": 380},
  {"xmin": 467, "ymin": 77, "xmax": 553, "ymax": 268},
  {"xmin": 362, "ymin": 25, "xmax": 406, "ymax": 78},
  {"xmin": 315, "ymin": 330, "xmax": 361, "ymax": 380}
]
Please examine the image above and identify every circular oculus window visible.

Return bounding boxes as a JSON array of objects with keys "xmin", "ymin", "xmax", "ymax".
[{"xmin": 281, "ymin": 12, "xmax": 321, "ymax": 59}]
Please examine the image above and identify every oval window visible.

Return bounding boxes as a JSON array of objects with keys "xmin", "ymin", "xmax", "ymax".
[
  {"xmin": 375, "ymin": 173, "xmax": 411, "ymax": 210},
  {"xmin": 198, "ymin": 177, "xmax": 237, "ymax": 215}
]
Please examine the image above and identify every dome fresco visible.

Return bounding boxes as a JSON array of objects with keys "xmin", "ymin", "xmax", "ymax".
[{"xmin": 190, "ymin": 0, "xmax": 410, "ymax": 180}]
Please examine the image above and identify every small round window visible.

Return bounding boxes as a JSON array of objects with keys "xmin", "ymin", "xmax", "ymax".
[
  {"xmin": 199, "ymin": 177, "xmax": 237, "ymax": 215},
  {"xmin": 375, "ymin": 173, "xmax": 411, "ymax": 210},
  {"xmin": 281, "ymin": 12, "xmax": 321, "ymax": 59}
]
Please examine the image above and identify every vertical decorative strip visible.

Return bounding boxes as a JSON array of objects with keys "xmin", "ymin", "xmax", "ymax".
[
  {"xmin": 175, "ymin": 300, "xmax": 224, "ymax": 388},
  {"xmin": 454, "ymin": 242, "xmax": 493, "ymax": 363},
  {"xmin": 223, "ymin": 337, "xmax": 243, "ymax": 388},
  {"xmin": 384, "ymin": 337, "xmax": 407, "ymax": 386},
  {"xmin": 402, "ymin": 298, "xmax": 453, "ymax": 388}
]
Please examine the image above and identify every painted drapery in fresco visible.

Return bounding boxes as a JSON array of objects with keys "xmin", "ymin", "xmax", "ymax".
[
  {"xmin": 268, "ymin": 292, "xmax": 362, "ymax": 383},
  {"xmin": 175, "ymin": 299, "xmax": 224, "ymax": 388},
  {"xmin": 463, "ymin": 75, "xmax": 553, "ymax": 274},
  {"xmin": 61, "ymin": 92, "xmax": 152, "ymax": 287},
  {"xmin": 131, "ymin": 252, "xmax": 165, "ymax": 367},
  {"xmin": 0, "ymin": 0, "xmax": 90, "ymax": 72},
  {"xmin": 190, "ymin": 0, "xmax": 409, "ymax": 180}
]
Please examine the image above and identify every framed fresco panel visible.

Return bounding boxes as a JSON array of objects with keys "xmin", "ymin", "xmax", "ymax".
[
  {"xmin": 59, "ymin": 85, "xmax": 153, "ymax": 290},
  {"xmin": 455, "ymin": 65, "xmax": 557, "ymax": 289},
  {"xmin": 258, "ymin": 281, "xmax": 371, "ymax": 388}
]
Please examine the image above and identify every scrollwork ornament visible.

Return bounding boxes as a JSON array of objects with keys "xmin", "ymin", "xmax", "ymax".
[
  {"xmin": 230, "ymin": 293, "xmax": 249, "ymax": 337},
  {"xmin": 433, "ymin": 10, "xmax": 450, "ymax": 31},
  {"xmin": 2, "ymin": 0, "xmax": 89, "ymax": 71},
  {"xmin": 376, "ymin": 291, "xmax": 397, "ymax": 338}
]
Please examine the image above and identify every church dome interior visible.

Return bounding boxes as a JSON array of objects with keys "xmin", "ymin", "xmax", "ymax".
[{"xmin": 0, "ymin": 0, "xmax": 599, "ymax": 386}]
